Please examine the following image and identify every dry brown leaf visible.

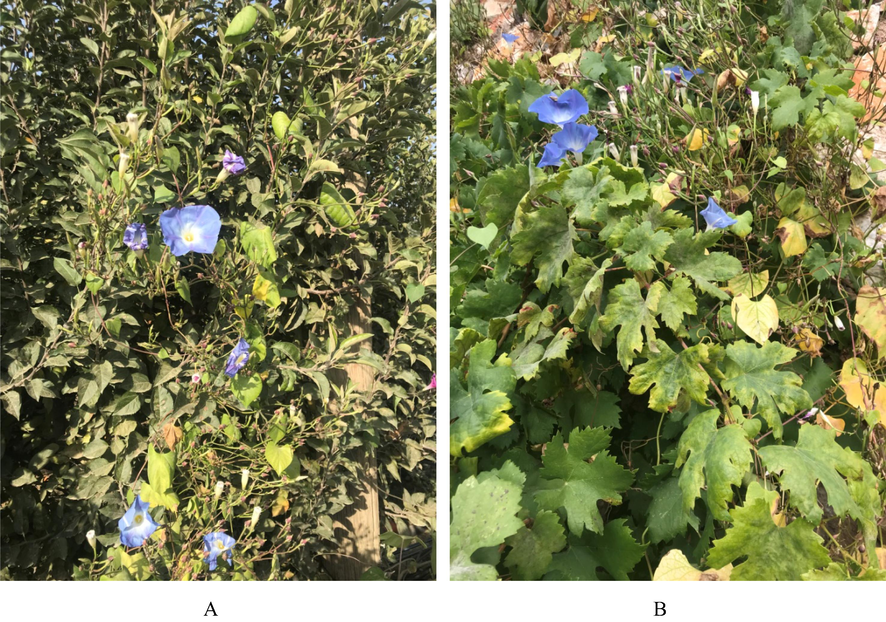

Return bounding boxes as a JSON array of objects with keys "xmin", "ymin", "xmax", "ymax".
[
  {"xmin": 815, "ymin": 412, "xmax": 845, "ymax": 436},
  {"xmin": 162, "ymin": 423, "xmax": 183, "ymax": 449}
]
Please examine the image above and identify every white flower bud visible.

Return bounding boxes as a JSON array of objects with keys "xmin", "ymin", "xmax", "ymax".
[
  {"xmin": 750, "ymin": 90, "xmax": 760, "ymax": 116},
  {"xmin": 118, "ymin": 152, "xmax": 130, "ymax": 175},
  {"xmin": 251, "ymin": 505, "xmax": 261, "ymax": 525},
  {"xmin": 617, "ymin": 85, "xmax": 629, "ymax": 106},
  {"xmin": 608, "ymin": 100, "xmax": 618, "ymax": 115},
  {"xmin": 241, "ymin": 468, "xmax": 249, "ymax": 489},
  {"xmin": 630, "ymin": 145, "xmax": 639, "ymax": 168},
  {"xmin": 679, "ymin": 87, "xmax": 688, "ymax": 106},
  {"xmin": 833, "ymin": 315, "xmax": 845, "ymax": 331},
  {"xmin": 608, "ymin": 143, "xmax": 621, "ymax": 161},
  {"xmin": 126, "ymin": 112, "xmax": 140, "ymax": 142},
  {"xmin": 214, "ymin": 480, "xmax": 224, "ymax": 499},
  {"xmin": 86, "ymin": 530, "xmax": 96, "ymax": 549},
  {"xmin": 632, "ymin": 65, "xmax": 642, "ymax": 84}
]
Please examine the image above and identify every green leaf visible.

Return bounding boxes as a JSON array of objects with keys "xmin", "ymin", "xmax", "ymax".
[
  {"xmin": 466, "ymin": 223, "xmax": 498, "ymax": 250},
  {"xmin": 272, "ymin": 111, "xmax": 293, "ymax": 140},
  {"xmin": 265, "ymin": 441, "xmax": 295, "ymax": 477},
  {"xmin": 239, "ymin": 221, "xmax": 277, "ymax": 269},
  {"xmin": 147, "ymin": 445, "xmax": 175, "ymax": 494},
  {"xmin": 619, "ymin": 221, "xmax": 673, "ymax": 272},
  {"xmin": 675, "ymin": 409, "xmax": 753, "ymax": 521},
  {"xmin": 759, "ymin": 424, "xmax": 880, "ymax": 526},
  {"xmin": 231, "ymin": 374, "xmax": 262, "ymax": 407},
  {"xmin": 599, "ymin": 279, "xmax": 659, "ymax": 370},
  {"xmin": 535, "ymin": 427, "xmax": 633, "ymax": 535},
  {"xmin": 451, "ymin": 472, "xmax": 525, "ymax": 581},
  {"xmin": 565, "ymin": 256, "xmax": 612, "ymax": 326},
  {"xmin": 769, "ymin": 84, "xmax": 818, "ymax": 130},
  {"xmin": 721, "ymin": 341, "xmax": 812, "ymax": 439},
  {"xmin": 511, "ymin": 327, "xmax": 575, "ymax": 381},
  {"xmin": 663, "ymin": 229, "xmax": 742, "ymax": 300},
  {"xmin": 707, "ymin": 482, "xmax": 831, "ymax": 580},
  {"xmin": 646, "ymin": 476, "xmax": 700, "ymax": 544},
  {"xmin": 405, "ymin": 283, "xmax": 425, "ymax": 303},
  {"xmin": 175, "ymin": 278, "xmax": 192, "ymax": 304},
  {"xmin": 225, "ymin": 4, "xmax": 258, "ymax": 39},
  {"xmin": 545, "ymin": 519, "xmax": 646, "ymax": 580},
  {"xmin": 648, "ymin": 276, "xmax": 697, "ymax": 335},
  {"xmin": 450, "ymin": 339, "xmax": 516, "ymax": 456},
  {"xmin": 53, "ymin": 257, "xmax": 82, "ymax": 286},
  {"xmin": 628, "ymin": 341, "xmax": 715, "ymax": 413},
  {"xmin": 504, "ymin": 511, "xmax": 567, "ymax": 580},
  {"xmin": 476, "ymin": 165, "xmax": 529, "ymax": 227},
  {"xmin": 511, "ymin": 205, "xmax": 575, "ymax": 293}
]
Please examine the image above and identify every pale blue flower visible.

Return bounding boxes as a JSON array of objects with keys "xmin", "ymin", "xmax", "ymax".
[
  {"xmin": 502, "ymin": 33, "xmax": 519, "ymax": 43},
  {"xmin": 203, "ymin": 532, "xmax": 236, "ymax": 571},
  {"xmin": 223, "ymin": 150, "xmax": 246, "ymax": 175},
  {"xmin": 551, "ymin": 123, "xmax": 598, "ymax": 154},
  {"xmin": 700, "ymin": 197, "xmax": 737, "ymax": 230},
  {"xmin": 662, "ymin": 66, "xmax": 704, "ymax": 82},
  {"xmin": 537, "ymin": 143, "xmax": 567, "ymax": 168},
  {"xmin": 528, "ymin": 90, "xmax": 589, "ymax": 125},
  {"xmin": 159, "ymin": 205, "xmax": 221, "ymax": 256},
  {"xmin": 224, "ymin": 338, "xmax": 250, "ymax": 378},
  {"xmin": 118, "ymin": 495, "xmax": 160, "ymax": 548}
]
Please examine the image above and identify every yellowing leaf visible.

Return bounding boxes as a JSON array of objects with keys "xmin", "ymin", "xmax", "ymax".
[
  {"xmin": 686, "ymin": 128, "xmax": 709, "ymax": 151},
  {"xmin": 651, "ymin": 172, "xmax": 683, "ymax": 207},
  {"xmin": 271, "ymin": 489, "xmax": 290, "ymax": 517},
  {"xmin": 839, "ymin": 358, "xmax": 886, "ymax": 423},
  {"xmin": 770, "ymin": 496, "xmax": 786, "ymax": 527},
  {"xmin": 727, "ymin": 270, "xmax": 769, "ymax": 298},
  {"xmin": 550, "ymin": 49, "xmax": 581, "ymax": 67},
  {"xmin": 698, "ymin": 48, "xmax": 717, "ymax": 63},
  {"xmin": 162, "ymin": 423, "xmax": 183, "ymax": 450},
  {"xmin": 652, "ymin": 549, "xmax": 732, "ymax": 581},
  {"xmin": 731, "ymin": 294, "xmax": 779, "ymax": 344},
  {"xmin": 726, "ymin": 125, "xmax": 742, "ymax": 146},
  {"xmin": 581, "ymin": 7, "xmax": 600, "ymax": 22},
  {"xmin": 794, "ymin": 328, "xmax": 824, "ymax": 357},
  {"xmin": 855, "ymin": 286, "xmax": 886, "ymax": 358},
  {"xmin": 775, "ymin": 217, "xmax": 807, "ymax": 257},
  {"xmin": 815, "ymin": 411, "xmax": 845, "ymax": 436}
]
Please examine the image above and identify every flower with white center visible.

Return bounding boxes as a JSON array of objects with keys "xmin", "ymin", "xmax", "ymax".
[{"xmin": 159, "ymin": 205, "xmax": 221, "ymax": 256}]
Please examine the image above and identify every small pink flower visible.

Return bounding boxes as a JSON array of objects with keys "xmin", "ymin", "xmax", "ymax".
[
  {"xmin": 192, "ymin": 373, "xmax": 201, "ymax": 384},
  {"xmin": 426, "ymin": 374, "xmax": 436, "ymax": 391}
]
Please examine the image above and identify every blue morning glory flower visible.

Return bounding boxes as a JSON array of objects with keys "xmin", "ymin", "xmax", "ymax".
[
  {"xmin": 159, "ymin": 205, "xmax": 221, "ymax": 256},
  {"xmin": 224, "ymin": 338, "xmax": 251, "ymax": 378},
  {"xmin": 537, "ymin": 143, "xmax": 567, "ymax": 168},
  {"xmin": 203, "ymin": 532, "xmax": 236, "ymax": 571},
  {"xmin": 118, "ymin": 495, "xmax": 160, "ymax": 548},
  {"xmin": 222, "ymin": 150, "xmax": 246, "ymax": 175},
  {"xmin": 502, "ymin": 33, "xmax": 519, "ymax": 43},
  {"xmin": 551, "ymin": 123, "xmax": 598, "ymax": 154},
  {"xmin": 700, "ymin": 197, "xmax": 737, "ymax": 230},
  {"xmin": 528, "ymin": 90, "xmax": 589, "ymax": 125},
  {"xmin": 662, "ymin": 66, "xmax": 704, "ymax": 82},
  {"xmin": 123, "ymin": 223, "xmax": 148, "ymax": 251}
]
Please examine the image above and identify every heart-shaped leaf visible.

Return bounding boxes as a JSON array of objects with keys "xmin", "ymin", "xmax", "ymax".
[{"xmin": 467, "ymin": 223, "xmax": 499, "ymax": 250}]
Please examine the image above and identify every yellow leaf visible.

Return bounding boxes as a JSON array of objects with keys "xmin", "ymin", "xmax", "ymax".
[
  {"xmin": 727, "ymin": 270, "xmax": 769, "ymax": 298},
  {"xmin": 653, "ymin": 549, "xmax": 732, "ymax": 581},
  {"xmin": 698, "ymin": 48, "xmax": 716, "ymax": 62},
  {"xmin": 855, "ymin": 286, "xmax": 886, "ymax": 357},
  {"xmin": 726, "ymin": 125, "xmax": 742, "ymax": 146},
  {"xmin": 794, "ymin": 328, "xmax": 824, "ymax": 357},
  {"xmin": 271, "ymin": 489, "xmax": 290, "ymax": 517},
  {"xmin": 581, "ymin": 7, "xmax": 599, "ymax": 22},
  {"xmin": 651, "ymin": 172, "xmax": 683, "ymax": 207},
  {"xmin": 839, "ymin": 358, "xmax": 886, "ymax": 424},
  {"xmin": 252, "ymin": 271, "xmax": 281, "ymax": 308},
  {"xmin": 731, "ymin": 294, "xmax": 779, "ymax": 344},
  {"xmin": 770, "ymin": 497, "xmax": 786, "ymax": 527},
  {"xmin": 550, "ymin": 49, "xmax": 581, "ymax": 67},
  {"xmin": 862, "ymin": 139, "xmax": 874, "ymax": 160},
  {"xmin": 775, "ymin": 217, "xmax": 807, "ymax": 257},
  {"xmin": 686, "ymin": 128, "xmax": 709, "ymax": 151},
  {"xmin": 876, "ymin": 548, "xmax": 886, "ymax": 569},
  {"xmin": 192, "ymin": 95, "xmax": 203, "ymax": 104},
  {"xmin": 815, "ymin": 412, "xmax": 845, "ymax": 436}
]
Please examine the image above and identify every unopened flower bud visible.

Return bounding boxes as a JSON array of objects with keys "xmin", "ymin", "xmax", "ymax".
[
  {"xmin": 214, "ymin": 480, "xmax": 224, "ymax": 499},
  {"xmin": 608, "ymin": 100, "xmax": 618, "ymax": 115},
  {"xmin": 118, "ymin": 152, "xmax": 130, "ymax": 176},
  {"xmin": 632, "ymin": 65, "xmax": 642, "ymax": 84},
  {"xmin": 617, "ymin": 85, "xmax": 630, "ymax": 106},
  {"xmin": 608, "ymin": 143, "xmax": 621, "ymax": 161},
  {"xmin": 126, "ymin": 112, "xmax": 140, "ymax": 142},
  {"xmin": 251, "ymin": 505, "xmax": 261, "ymax": 524},
  {"xmin": 86, "ymin": 530, "xmax": 96, "ymax": 549},
  {"xmin": 630, "ymin": 145, "xmax": 639, "ymax": 168},
  {"xmin": 241, "ymin": 468, "xmax": 249, "ymax": 489},
  {"xmin": 749, "ymin": 90, "xmax": 760, "ymax": 117},
  {"xmin": 833, "ymin": 315, "xmax": 845, "ymax": 331}
]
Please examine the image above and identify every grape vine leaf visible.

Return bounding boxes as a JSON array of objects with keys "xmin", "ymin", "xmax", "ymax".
[
  {"xmin": 731, "ymin": 294, "xmax": 779, "ymax": 344},
  {"xmin": 535, "ymin": 427, "xmax": 634, "ymax": 535},
  {"xmin": 675, "ymin": 409, "xmax": 753, "ymax": 521},
  {"xmin": 450, "ymin": 339, "xmax": 517, "ymax": 456},
  {"xmin": 619, "ymin": 221, "xmax": 673, "ymax": 272},
  {"xmin": 646, "ymin": 476, "xmax": 700, "ymax": 544},
  {"xmin": 663, "ymin": 229, "xmax": 742, "ymax": 300},
  {"xmin": 450, "ymin": 473, "xmax": 525, "ymax": 581},
  {"xmin": 758, "ymin": 424, "xmax": 881, "ymax": 529},
  {"xmin": 769, "ymin": 84, "xmax": 818, "ymax": 130},
  {"xmin": 628, "ymin": 341, "xmax": 716, "ymax": 413},
  {"xmin": 599, "ymin": 278, "xmax": 659, "ymax": 370},
  {"xmin": 511, "ymin": 327, "xmax": 576, "ymax": 381},
  {"xmin": 544, "ymin": 519, "xmax": 645, "ymax": 580},
  {"xmin": 707, "ymin": 482, "xmax": 831, "ymax": 580},
  {"xmin": 504, "ymin": 510, "xmax": 567, "ymax": 580},
  {"xmin": 721, "ymin": 341, "xmax": 812, "ymax": 440},
  {"xmin": 802, "ymin": 563, "xmax": 886, "ymax": 581},
  {"xmin": 652, "ymin": 549, "xmax": 732, "ymax": 581},
  {"xmin": 476, "ymin": 164, "xmax": 530, "ymax": 227},
  {"xmin": 648, "ymin": 276, "xmax": 697, "ymax": 335},
  {"xmin": 565, "ymin": 256, "xmax": 612, "ymax": 325},
  {"xmin": 511, "ymin": 205, "xmax": 576, "ymax": 293},
  {"xmin": 854, "ymin": 286, "xmax": 886, "ymax": 358}
]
